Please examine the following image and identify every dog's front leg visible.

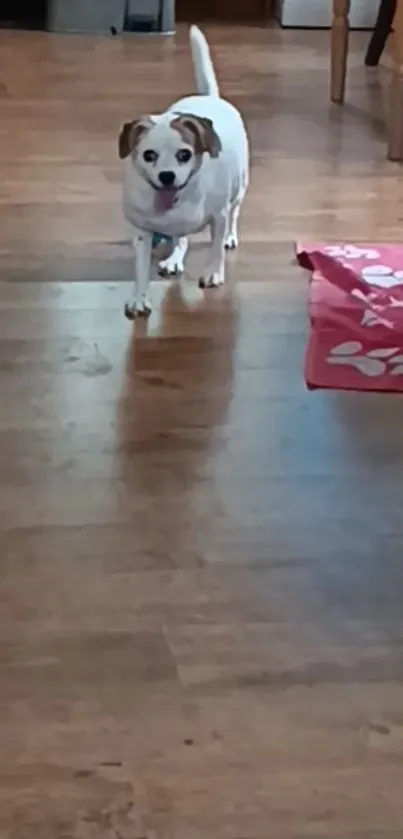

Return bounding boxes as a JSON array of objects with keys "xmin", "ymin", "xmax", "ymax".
[
  {"xmin": 124, "ymin": 229, "xmax": 153, "ymax": 320},
  {"xmin": 199, "ymin": 211, "xmax": 227, "ymax": 289},
  {"xmin": 158, "ymin": 236, "xmax": 189, "ymax": 277}
]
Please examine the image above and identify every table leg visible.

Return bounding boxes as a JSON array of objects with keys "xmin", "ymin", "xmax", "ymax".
[
  {"xmin": 331, "ymin": 0, "xmax": 351, "ymax": 104},
  {"xmin": 365, "ymin": 0, "xmax": 396, "ymax": 67},
  {"xmin": 388, "ymin": 3, "xmax": 403, "ymax": 160},
  {"xmin": 388, "ymin": 64, "xmax": 403, "ymax": 160}
]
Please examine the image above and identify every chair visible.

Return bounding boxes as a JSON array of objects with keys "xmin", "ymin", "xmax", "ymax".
[
  {"xmin": 330, "ymin": 0, "xmax": 403, "ymax": 161},
  {"xmin": 365, "ymin": 0, "xmax": 396, "ymax": 66}
]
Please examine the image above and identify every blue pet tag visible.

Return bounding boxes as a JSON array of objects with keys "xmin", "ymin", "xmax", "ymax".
[{"xmin": 152, "ymin": 233, "xmax": 173, "ymax": 249}]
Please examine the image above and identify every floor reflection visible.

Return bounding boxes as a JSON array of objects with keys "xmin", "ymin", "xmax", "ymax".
[{"xmin": 115, "ymin": 280, "xmax": 237, "ymax": 558}]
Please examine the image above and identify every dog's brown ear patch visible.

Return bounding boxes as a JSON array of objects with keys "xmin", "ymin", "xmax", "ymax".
[
  {"xmin": 118, "ymin": 118, "xmax": 150, "ymax": 159},
  {"xmin": 171, "ymin": 114, "xmax": 222, "ymax": 158}
]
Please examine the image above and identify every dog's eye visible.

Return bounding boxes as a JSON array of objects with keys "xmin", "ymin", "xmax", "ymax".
[
  {"xmin": 143, "ymin": 149, "xmax": 158, "ymax": 163},
  {"xmin": 176, "ymin": 148, "xmax": 192, "ymax": 163}
]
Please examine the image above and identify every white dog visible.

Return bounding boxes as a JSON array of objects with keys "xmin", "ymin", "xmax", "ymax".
[{"xmin": 119, "ymin": 25, "xmax": 249, "ymax": 319}]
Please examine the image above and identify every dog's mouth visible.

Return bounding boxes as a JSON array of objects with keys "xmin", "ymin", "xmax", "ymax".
[
  {"xmin": 154, "ymin": 185, "xmax": 178, "ymax": 213},
  {"xmin": 147, "ymin": 172, "xmax": 195, "ymax": 213}
]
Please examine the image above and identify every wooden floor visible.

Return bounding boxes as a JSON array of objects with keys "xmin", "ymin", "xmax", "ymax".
[{"xmin": 2, "ymin": 23, "xmax": 403, "ymax": 838}]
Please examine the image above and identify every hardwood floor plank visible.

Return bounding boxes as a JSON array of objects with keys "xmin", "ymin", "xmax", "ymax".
[{"xmin": 1, "ymin": 21, "xmax": 403, "ymax": 838}]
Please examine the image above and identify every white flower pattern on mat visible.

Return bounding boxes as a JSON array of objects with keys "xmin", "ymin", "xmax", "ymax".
[
  {"xmin": 327, "ymin": 342, "xmax": 403, "ymax": 377},
  {"xmin": 349, "ymin": 288, "xmax": 395, "ymax": 329},
  {"xmin": 346, "ymin": 268, "xmax": 403, "ymax": 329},
  {"xmin": 361, "ymin": 265, "xmax": 403, "ymax": 289},
  {"xmin": 324, "ymin": 245, "xmax": 380, "ymax": 260},
  {"xmin": 361, "ymin": 309, "xmax": 388, "ymax": 328}
]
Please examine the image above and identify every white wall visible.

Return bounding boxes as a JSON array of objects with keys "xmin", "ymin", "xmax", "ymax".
[
  {"xmin": 277, "ymin": 0, "xmax": 379, "ymax": 29},
  {"xmin": 126, "ymin": 0, "xmax": 160, "ymax": 17}
]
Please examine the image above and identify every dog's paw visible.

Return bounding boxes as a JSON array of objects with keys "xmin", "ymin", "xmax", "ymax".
[
  {"xmin": 198, "ymin": 272, "xmax": 224, "ymax": 289},
  {"xmin": 124, "ymin": 297, "xmax": 152, "ymax": 320},
  {"xmin": 158, "ymin": 254, "xmax": 184, "ymax": 277},
  {"xmin": 224, "ymin": 233, "xmax": 238, "ymax": 250}
]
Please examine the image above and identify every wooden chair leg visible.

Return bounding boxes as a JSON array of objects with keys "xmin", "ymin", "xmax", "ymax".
[
  {"xmin": 331, "ymin": 0, "xmax": 351, "ymax": 104},
  {"xmin": 388, "ymin": 1, "xmax": 403, "ymax": 159},
  {"xmin": 365, "ymin": 0, "xmax": 396, "ymax": 66},
  {"xmin": 388, "ymin": 61, "xmax": 403, "ymax": 160}
]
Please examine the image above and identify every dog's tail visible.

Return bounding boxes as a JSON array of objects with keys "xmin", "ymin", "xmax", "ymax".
[{"xmin": 189, "ymin": 25, "xmax": 219, "ymax": 98}]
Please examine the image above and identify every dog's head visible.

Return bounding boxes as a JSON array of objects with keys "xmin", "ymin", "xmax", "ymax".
[{"xmin": 118, "ymin": 113, "xmax": 221, "ymax": 212}]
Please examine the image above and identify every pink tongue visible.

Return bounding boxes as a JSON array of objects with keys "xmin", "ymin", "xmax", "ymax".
[{"xmin": 155, "ymin": 188, "xmax": 177, "ymax": 213}]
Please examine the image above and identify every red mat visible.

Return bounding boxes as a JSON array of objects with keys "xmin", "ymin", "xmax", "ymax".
[{"xmin": 296, "ymin": 243, "xmax": 403, "ymax": 393}]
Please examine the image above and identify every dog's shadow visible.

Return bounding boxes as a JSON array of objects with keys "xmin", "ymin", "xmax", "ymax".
[{"xmin": 115, "ymin": 279, "xmax": 237, "ymax": 555}]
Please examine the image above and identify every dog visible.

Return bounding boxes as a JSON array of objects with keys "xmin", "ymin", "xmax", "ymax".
[{"xmin": 119, "ymin": 25, "xmax": 249, "ymax": 319}]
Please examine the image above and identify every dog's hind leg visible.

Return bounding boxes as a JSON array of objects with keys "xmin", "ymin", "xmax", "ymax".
[
  {"xmin": 199, "ymin": 211, "xmax": 226, "ymax": 288},
  {"xmin": 158, "ymin": 237, "xmax": 188, "ymax": 277},
  {"xmin": 224, "ymin": 186, "xmax": 246, "ymax": 251}
]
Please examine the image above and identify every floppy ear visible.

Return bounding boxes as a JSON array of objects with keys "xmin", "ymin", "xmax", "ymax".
[
  {"xmin": 118, "ymin": 118, "xmax": 150, "ymax": 159},
  {"xmin": 171, "ymin": 114, "xmax": 222, "ymax": 158}
]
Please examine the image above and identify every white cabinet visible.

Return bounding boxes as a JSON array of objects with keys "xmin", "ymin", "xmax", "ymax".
[
  {"xmin": 47, "ymin": 0, "xmax": 125, "ymax": 33},
  {"xmin": 277, "ymin": 0, "xmax": 379, "ymax": 29}
]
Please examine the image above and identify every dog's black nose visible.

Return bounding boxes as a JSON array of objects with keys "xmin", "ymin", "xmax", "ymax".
[{"xmin": 158, "ymin": 170, "xmax": 175, "ymax": 187}]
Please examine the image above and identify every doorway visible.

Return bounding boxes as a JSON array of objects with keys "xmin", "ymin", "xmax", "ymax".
[
  {"xmin": 0, "ymin": 0, "xmax": 47, "ymax": 29},
  {"xmin": 176, "ymin": 0, "xmax": 268, "ymax": 22}
]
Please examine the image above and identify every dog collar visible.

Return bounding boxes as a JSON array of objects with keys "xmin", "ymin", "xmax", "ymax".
[{"xmin": 152, "ymin": 232, "xmax": 173, "ymax": 249}]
